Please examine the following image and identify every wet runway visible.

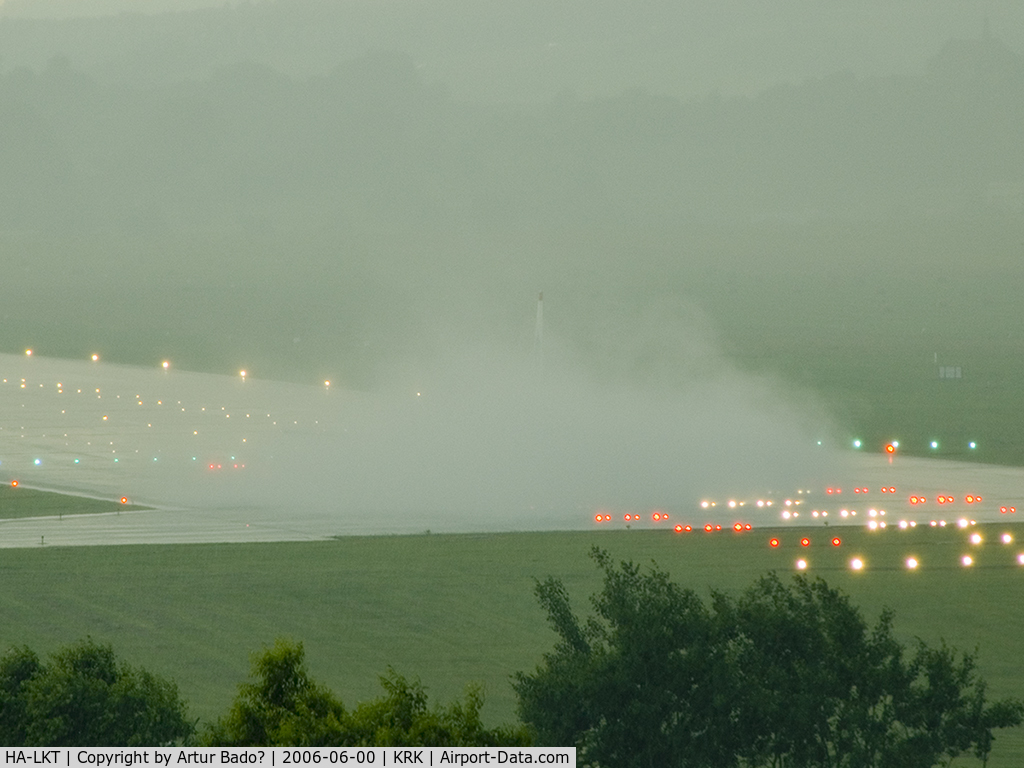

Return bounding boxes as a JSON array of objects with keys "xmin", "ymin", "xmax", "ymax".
[{"xmin": 0, "ymin": 353, "xmax": 1021, "ymax": 547}]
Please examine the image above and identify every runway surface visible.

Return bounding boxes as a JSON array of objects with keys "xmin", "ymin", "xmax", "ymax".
[{"xmin": 0, "ymin": 353, "xmax": 1021, "ymax": 547}]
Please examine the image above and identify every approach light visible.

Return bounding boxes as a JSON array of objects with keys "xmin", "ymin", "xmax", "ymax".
[
  {"xmin": 853, "ymin": 439, "xmax": 862, "ymax": 448},
  {"xmin": 24, "ymin": 349, "xmax": 31, "ymax": 356},
  {"xmin": 91, "ymin": 354, "xmax": 99, "ymax": 362},
  {"xmin": 961, "ymin": 555, "xmax": 973, "ymax": 567},
  {"xmin": 1018, "ymin": 553, "xmax": 1024, "ymax": 566},
  {"xmin": 850, "ymin": 558, "xmax": 864, "ymax": 571},
  {"xmin": 162, "ymin": 361, "xmax": 170, "ymax": 370},
  {"xmin": 970, "ymin": 533, "xmax": 982, "ymax": 545},
  {"xmin": 906, "ymin": 557, "xmax": 919, "ymax": 570},
  {"xmin": 969, "ymin": 442, "xmax": 977, "ymax": 450},
  {"xmin": 931, "ymin": 441, "xmax": 939, "ymax": 449},
  {"xmin": 795, "ymin": 559, "xmax": 808, "ymax": 570},
  {"xmin": 1002, "ymin": 533, "xmax": 1013, "ymax": 544}
]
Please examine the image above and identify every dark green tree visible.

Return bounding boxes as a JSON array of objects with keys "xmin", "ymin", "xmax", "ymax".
[
  {"xmin": 0, "ymin": 646, "xmax": 43, "ymax": 745},
  {"xmin": 203, "ymin": 639, "xmax": 346, "ymax": 747},
  {"xmin": 346, "ymin": 668, "xmax": 530, "ymax": 747},
  {"xmin": 513, "ymin": 548, "xmax": 740, "ymax": 767},
  {"xmin": 0, "ymin": 638, "xmax": 192, "ymax": 746},
  {"xmin": 515, "ymin": 548, "xmax": 1023, "ymax": 768},
  {"xmin": 204, "ymin": 639, "xmax": 530, "ymax": 747}
]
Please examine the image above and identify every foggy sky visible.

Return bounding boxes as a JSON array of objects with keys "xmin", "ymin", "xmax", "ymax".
[
  {"xmin": 1, "ymin": 0, "xmax": 1022, "ymax": 102},
  {"xmin": 0, "ymin": 0, "xmax": 1022, "ymax": 472}
]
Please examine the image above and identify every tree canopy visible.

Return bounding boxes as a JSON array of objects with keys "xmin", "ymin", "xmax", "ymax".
[
  {"xmin": 514, "ymin": 547, "xmax": 1023, "ymax": 768},
  {"xmin": 203, "ymin": 638, "xmax": 531, "ymax": 747},
  {"xmin": 0, "ymin": 638, "xmax": 192, "ymax": 746}
]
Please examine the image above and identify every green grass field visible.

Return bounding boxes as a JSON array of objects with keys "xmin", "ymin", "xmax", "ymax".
[
  {"xmin": 0, "ymin": 524, "xmax": 1023, "ymax": 763},
  {"xmin": 0, "ymin": 484, "xmax": 149, "ymax": 519}
]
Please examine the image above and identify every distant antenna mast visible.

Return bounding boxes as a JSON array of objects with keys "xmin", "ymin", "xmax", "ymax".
[{"xmin": 533, "ymin": 291, "xmax": 544, "ymax": 370}]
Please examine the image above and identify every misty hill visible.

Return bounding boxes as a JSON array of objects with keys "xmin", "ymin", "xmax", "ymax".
[{"xmin": 1, "ymin": 34, "xmax": 1022, "ymax": 234}]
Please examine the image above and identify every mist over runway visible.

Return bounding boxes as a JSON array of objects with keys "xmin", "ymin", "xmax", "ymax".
[{"xmin": 0, "ymin": 352, "xmax": 1019, "ymax": 548}]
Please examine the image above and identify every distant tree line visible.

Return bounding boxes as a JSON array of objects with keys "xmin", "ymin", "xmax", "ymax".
[{"xmin": 1, "ymin": 554, "xmax": 1020, "ymax": 765}]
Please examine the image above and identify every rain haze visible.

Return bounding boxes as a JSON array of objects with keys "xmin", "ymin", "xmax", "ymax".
[{"xmin": 1, "ymin": 0, "xmax": 1024, "ymax": 543}]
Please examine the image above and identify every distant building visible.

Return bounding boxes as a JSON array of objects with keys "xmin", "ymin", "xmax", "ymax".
[{"xmin": 938, "ymin": 366, "xmax": 962, "ymax": 380}]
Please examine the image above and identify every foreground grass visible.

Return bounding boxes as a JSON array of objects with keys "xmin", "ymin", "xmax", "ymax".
[
  {"xmin": 0, "ymin": 484, "xmax": 149, "ymax": 519},
  {"xmin": 0, "ymin": 525, "xmax": 1022, "ymax": 763}
]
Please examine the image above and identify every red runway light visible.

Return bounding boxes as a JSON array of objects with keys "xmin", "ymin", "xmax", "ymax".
[
  {"xmin": 881, "ymin": 487, "xmax": 888, "ymax": 493},
  {"xmin": 966, "ymin": 495, "xmax": 974, "ymax": 504},
  {"xmin": 910, "ymin": 496, "xmax": 919, "ymax": 504},
  {"xmin": 885, "ymin": 444, "xmax": 895, "ymax": 454},
  {"xmin": 604, "ymin": 515, "xmax": 611, "ymax": 521},
  {"xmin": 769, "ymin": 538, "xmax": 780, "ymax": 548},
  {"xmin": 1012, "ymin": 507, "xmax": 1017, "ymax": 514},
  {"xmin": 855, "ymin": 488, "xmax": 861, "ymax": 494},
  {"xmin": 734, "ymin": 523, "xmax": 743, "ymax": 532},
  {"xmin": 120, "ymin": 496, "xmax": 128, "ymax": 504},
  {"xmin": 705, "ymin": 524, "xmax": 713, "ymax": 532},
  {"xmin": 800, "ymin": 537, "xmax": 811, "ymax": 547},
  {"xmin": 888, "ymin": 487, "xmax": 895, "ymax": 493},
  {"xmin": 633, "ymin": 514, "xmax": 641, "ymax": 520},
  {"xmin": 674, "ymin": 524, "xmax": 683, "ymax": 532},
  {"xmin": 1001, "ymin": 507, "xmax": 1008, "ymax": 514},
  {"xmin": 10, "ymin": 480, "xmax": 18, "ymax": 488},
  {"xmin": 831, "ymin": 537, "xmax": 842, "ymax": 547},
  {"xmin": 624, "ymin": 514, "xmax": 631, "ymax": 521},
  {"xmin": 684, "ymin": 525, "xmax": 692, "ymax": 532},
  {"xmin": 744, "ymin": 523, "xmax": 752, "ymax": 530},
  {"xmin": 826, "ymin": 488, "xmax": 834, "ymax": 494},
  {"xmin": 653, "ymin": 513, "xmax": 661, "ymax": 521},
  {"xmin": 595, "ymin": 514, "xmax": 602, "ymax": 522}
]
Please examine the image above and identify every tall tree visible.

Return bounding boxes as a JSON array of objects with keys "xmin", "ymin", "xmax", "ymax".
[
  {"xmin": 0, "ymin": 638, "xmax": 192, "ymax": 746},
  {"xmin": 515, "ymin": 548, "xmax": 1023, "ymax": 768},
  {"xmin": 204, "ymin": 639, "xmax": 530, "ymax": 747}
]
